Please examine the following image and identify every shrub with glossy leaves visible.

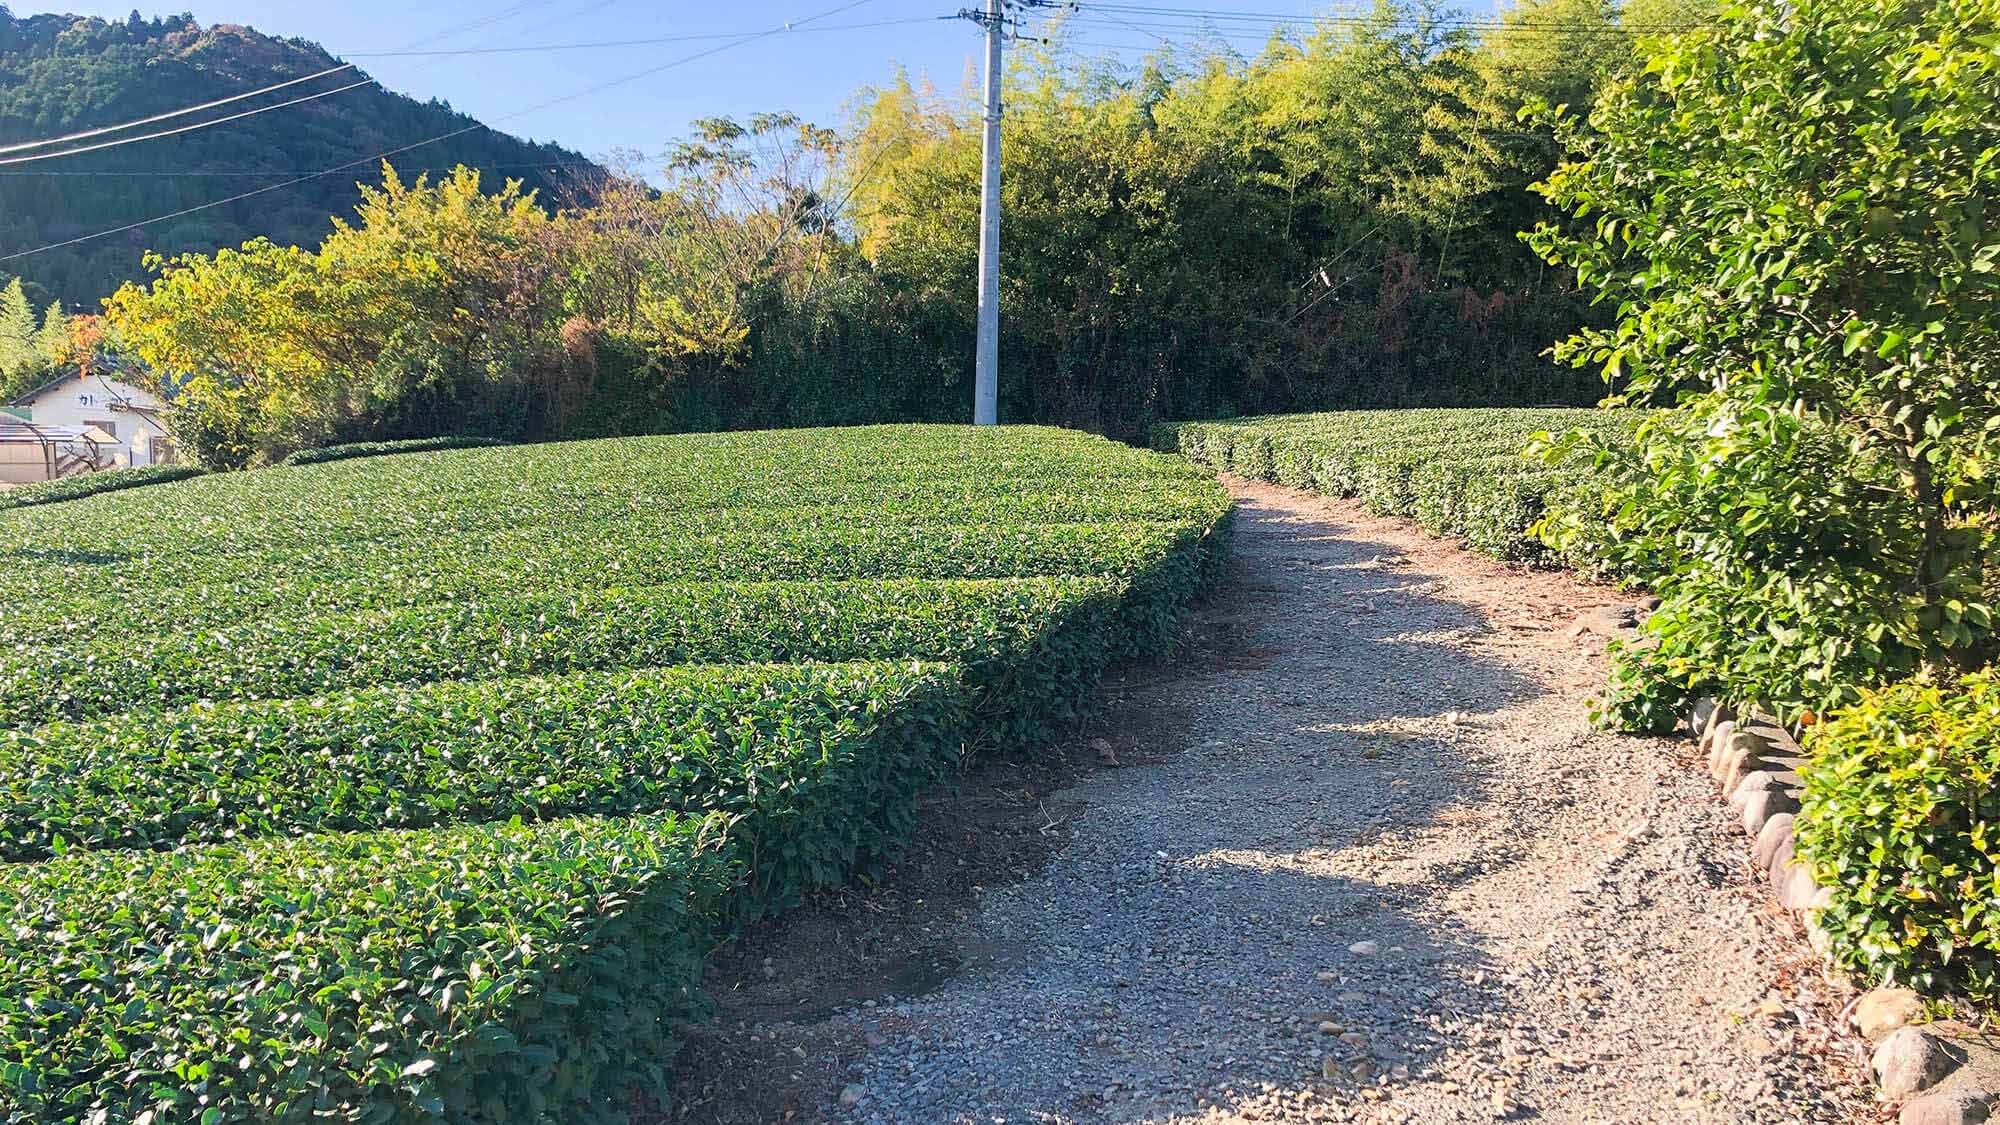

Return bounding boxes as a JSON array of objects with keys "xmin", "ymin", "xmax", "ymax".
[
  {"xmin": 1527, "ymin": 0, "xmax": 2000, "ymax": 729},
  {"xmin": 1798, "ymin": 670, "xmax": 2000, "ymax": 1000}
]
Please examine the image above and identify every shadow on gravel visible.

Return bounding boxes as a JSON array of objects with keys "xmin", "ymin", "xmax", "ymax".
[
  {"xmin": 664, "ymin": 486, "xmax": 1576, "ymax": 1124},
  {"xmin": 658, "ymin": 656, "xmax": 1208, "ymax": 1123}
]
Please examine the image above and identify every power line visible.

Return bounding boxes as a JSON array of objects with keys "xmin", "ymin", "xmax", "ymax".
[
  {"xmin": 512, "ymin": 0, "xmax": 630, "ymax": 36},
  {"xmin": 0, "ymin": 159, "xmax": 626, "ymax": 178},
  {"xmin": 345, "ymin": 17, "xmax": 940, "ymax": 57},
  {"xmin": 0, "ymin": 0, "xmax": 885, "ymax": 265},
  {"xmin": 1085, "ymin": 2, "xmax": 1710, "ymax": 30},
  {"xmin": 400, "ymin": 0, "xmax": 551, "ymax": 50},
  {"xmin": 0, "ymin": 63, "xmax": 359, "ymax": 156},
  {"xmin": 1090, "ymin": 7, "xmax": 1175, "ymax": 45},
  {"xmin": 0, "ymin": 0, "xmax": 593, "ymax": 166},
  {"xmin": 1062, "ymin": 22, "xmax": 1665, "ymax": 45},
  {"xmin": 0, "ymin": 78, "xmax": 377, "ymax": 167},
  {"xmin": 1068, "ymin": 14, "xmax": 1696, "ymax": 37}
]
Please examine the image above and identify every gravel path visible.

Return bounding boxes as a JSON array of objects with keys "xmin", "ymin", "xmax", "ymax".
[{"xmin": 831, "ymin": 478, "xmax": 1869, "ymax": 1124}]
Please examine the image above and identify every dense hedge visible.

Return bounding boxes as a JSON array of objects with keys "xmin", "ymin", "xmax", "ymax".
[
  {"xmin": 0, "ymin": 577, "xmax": 1118, "ymax": 728},
  {"xmin": 0, "ymin": 424, "xmax": 1232, "ymax": 1121},
  {"xmin": 0, "ymin": 428, "xmax": 1226, "ymax": 677},
  {"xmin": 277, "ymin": 434, "xmax": 513, "ymax": 466},
  {"xmin": 0, "ymin": 518, "xmax": 1215, "ymax": 645},
  {"xmin": 0, "ymin": 662, "xmax": 969, "ymax": 880},
  {"xmin": 1798, "ymin": 670, "xmax": 2000, "ymax": 1001},
  {"xmin": 1154, "ymin": 409, "xmax": 1628, "ymax": 564},
  {"xmin": 0, "ymin": 463, "xmax": 204, "ymax": 509},
  {"xmin": 0, "ymin": 813, "xmax": 739, "ymax": 1124}
]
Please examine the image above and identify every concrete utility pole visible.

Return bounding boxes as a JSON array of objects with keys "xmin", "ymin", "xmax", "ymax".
[
  {"xmin": 973, "ymin": 0, "xmax": 1003, "ymax": 426},
  {"xmin": 958, "ymin": 0, "xmax": 1054, "ymax": 424}
]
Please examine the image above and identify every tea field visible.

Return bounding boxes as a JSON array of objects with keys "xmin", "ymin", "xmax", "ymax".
[
  {"xmin": 1155, "ymin": 408, "xmax": 1632, "ymax": 563},
  {"xmin": 0, "ymin": 425, "xmax": 1232, "ymax": 1123}
]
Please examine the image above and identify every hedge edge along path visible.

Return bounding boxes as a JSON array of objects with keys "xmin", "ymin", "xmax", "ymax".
[{"xmin": 1154, "ymin": 408, "xmax": 1629, "ymax": 566}]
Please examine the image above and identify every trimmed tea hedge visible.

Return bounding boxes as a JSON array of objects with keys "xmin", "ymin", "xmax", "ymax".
[
  {"xmin": 0, "ymin": 812, "xmax": 739, "ymax": 1124},
  {"xmin": 0, "ymin": 662, "xmax": 971, "ymax": 883},
  {"xmin": 0, "ymin": 427, "xmax": 1223, "ymax": 560},
  {"xmin": 278, "ymin": 434, "xmax": 513, "ymax": 466},
  {"xmin": 0, "ymin": 463, "xmax": 204, "ymax": 510},
  {"xmin": 0, "ymin": 424, "xmax": 1232, "ymax": 1122},
  {"xmin": 0, "ymin": 517, "xmax": 1214, "ymax": 644},
  {"xmin": 1153, "ymin": 409, "xmax": 1628, "ymax": 565},
  {"xmin": 1798, "ymin": 670, "xmax": 2000, "ymax": 1001},
  {"xmin": 0, "ymin": 577, "xmax": 1119, "ymax": 727}
]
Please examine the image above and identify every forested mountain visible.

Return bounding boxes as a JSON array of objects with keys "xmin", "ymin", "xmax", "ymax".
[{"xmin": 0, "ymin": 8, "xmax": 598, "ymax": 307}]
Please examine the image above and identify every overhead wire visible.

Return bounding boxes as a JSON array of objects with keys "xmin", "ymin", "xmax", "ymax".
[
  {"xmin": 398, "ymin": 0, "xmax": 552, "ymax": 50},
  {"xmin": 1086, "ymin": 1, "xmax": 1710, "ymax": 30},
  {"xmin": 513, "ymin": 0, "xmax": 631, "ymax": 35},
  {"xmin": 0, "ymin": 0, "xmax": 1673, "ymax": 263},
  {"xmin": 346, "ymin": 17, "xmax": 942, "ymax": 57},
  {"xmin": 0, "ymin": 78, "xmax": 378, "ymax": 167},
  {"xmin": 0, "ymin": 63, "xmax": 360, "ymax": 155},
  {"xmin": 1065, "ymin": 15, "xmax": 1696, "ymax": 38},
  {"xmin": 0, "ymin": 159, "xmax": 631, "ymax": 178},
  {"xmin": 0, "ymin": 0, "xmax": 884, "ymax": 264},
  {"xmin": 1012, "ymin": 0, "xmax": 1714, "ymax": 63},
  {"xmin": 1088, "ymin": 7, "xmax": 1176, "ymax": 45},
  {"xmin": 0, "ymin": 1, "xmax": 579, "ymax": 166}
]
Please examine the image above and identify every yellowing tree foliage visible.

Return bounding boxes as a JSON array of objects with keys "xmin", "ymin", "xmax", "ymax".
[{"xmin": 108, "ymin": 166, "xmax": 576, "ymax": 467}]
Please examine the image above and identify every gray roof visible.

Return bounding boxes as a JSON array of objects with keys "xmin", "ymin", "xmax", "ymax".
[
  {"xmin": 6, "ymin": 362, "xmax": 156, "ymax": 409},
  {"xmin": 5, "ymin": 373, "xmax": 73, "ymax": 407},
  {"xmin": 0, "ymin": 418, "xmax": 114, "ymax": 444}
]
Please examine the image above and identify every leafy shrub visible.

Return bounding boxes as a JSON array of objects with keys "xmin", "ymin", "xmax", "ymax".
[
  {"xmin": 161, "ymin": 382, "xmax": 258, "ymax": 469},
  {"xmin": 0, "ymin": 812, "xmax": 739, "ymax": 1124},
  {"xmin": 1536, "ymin": 407, "xmax": 1966, "ymax": 729},
  {"xmin": 1526, "ymin": 0, "xmax": 2000, "ymax": 729},
  {"xmin": 1798, "ymin": 670, "xmax": 2000, "ymax": 1000},
  {"xmin": 0, "ymin": 463, "xmax": 203, "ymax": 510},
  {"xmin": 279, "ymin": 434, "xmax": 513, "ymax": 466}
]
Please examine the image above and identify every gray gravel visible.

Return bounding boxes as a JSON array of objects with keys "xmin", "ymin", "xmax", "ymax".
[{"xmin": 829, "ymin": 478, "xmax": 1869, "ymax": 1124}]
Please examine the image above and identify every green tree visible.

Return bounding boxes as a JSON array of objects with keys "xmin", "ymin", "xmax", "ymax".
[
  {"xmin": 0, "ymin": 277, "xmax": 44, "ymax": 399},
  {"xmin": 1529, "ymin": 0, "xmax": 2000, "ymax": 728},
  {"xmin": 34, "ymin": 301, "xmax": 66, "ymax": 368},
  {"xmin": 107, "ymin": 165, "xmax": 577, "ymax": 465}
]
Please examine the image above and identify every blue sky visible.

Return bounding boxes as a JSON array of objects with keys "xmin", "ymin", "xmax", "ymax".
[{"xmin": 16, "ymin": 1, "xmax": 1375, "ymax": 163}]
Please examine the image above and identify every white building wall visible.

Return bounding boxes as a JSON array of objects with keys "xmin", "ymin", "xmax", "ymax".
[{"xmin": 15, "ymin": 374, "xmax": 173, "ymax": 467}]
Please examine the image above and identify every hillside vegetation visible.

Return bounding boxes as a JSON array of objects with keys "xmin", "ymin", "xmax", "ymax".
[
  {"xmin": 83, "ymin": 0, "xmax": 1713, "ymax": 465},
  {"xmin": 0, "ymin": 8, "xmax": 592, "ymax": 306},
  {"xmin": 0, "ymin": 424, "xmax": 1230, "ymax": 1121}
]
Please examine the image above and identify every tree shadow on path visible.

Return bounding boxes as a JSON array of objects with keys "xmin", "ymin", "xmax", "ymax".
[{"xmin": 830, "ymin": 485, "xmax": 1575, "ymax": 1123}]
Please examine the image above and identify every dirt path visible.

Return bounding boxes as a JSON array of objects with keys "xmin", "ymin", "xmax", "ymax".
[{"xmin": 670, "ymin": 478, "xmax": 1871, "ymax": 1124}]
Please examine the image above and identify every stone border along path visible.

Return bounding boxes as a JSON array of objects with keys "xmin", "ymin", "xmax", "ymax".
[{"xmin": 811, "ymin": 477, "xmax": 1873, "ymax": 1123}]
